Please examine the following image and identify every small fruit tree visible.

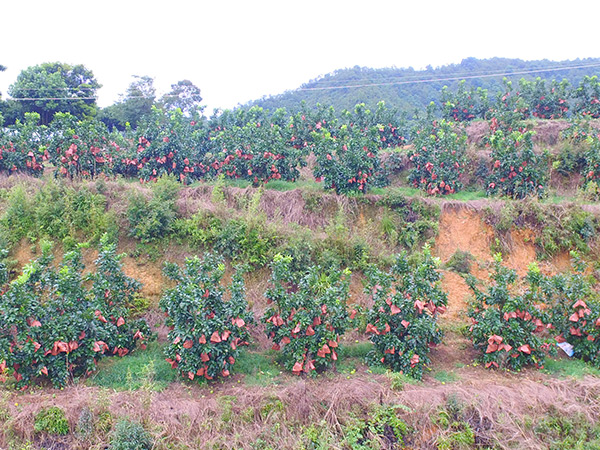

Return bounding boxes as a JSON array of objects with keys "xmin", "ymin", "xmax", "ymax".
[
  {"xmin": 89, "ymin": 234, "xmax": 151, "ymax": 354},
  {"xmin": 536, "ymin": 253, "xmax": 600, "ymax": 366},
  {"xmin": 486, "ymin": 129, "xmax": 546, "ymax": 199},
  {"xmin": 160, "ymin": 253, "xmax": 253, "ymax": 381},
  {"xmin": 132, "ymin": 107, "xmax": 204, "ymax": 184},
  {"xmin": 313, "ymin": 123, "xmax": 387, "ymax": 194},
  {"xmin": 0, "ymin": 112, "xmax": 48, "ymax": 176},
  {"xmin": 519, "ymin": 78, "xmax": 570, "ymax": 119},
  {"xmin": 364, "ymin": 246, "xmax": 447, "ymax": 379},
  {"xmin": 573, "ymin": 75, "xmax": 600, "ymax": 119},
  {"xmin": 408, "ymin": 116, "xmax": 467, "ymax": 195},
  {"xmin": 263, "ymin": 254, "xmax": 354, "ymax": 375},
  {"xmin": 440, "ymin": 80, "xmax": 489, "ymax": 122},
  {"xmin": 583, "ymin": 132, "xmax": 600, "ymax": 187},
  {"xmin": 466, "ymin": 254, "xmax": 548, "ymax": 370},
  {"xmin": 0, "ymin": 238, "xmax": 150, "ymax": 389},
  {"xmin": 203, "ymin": 107, "xmax": 304, "ymax": 185},
  {"xmin": 48, "ymin": 113, "xmax": 115, "ymax": 179}
]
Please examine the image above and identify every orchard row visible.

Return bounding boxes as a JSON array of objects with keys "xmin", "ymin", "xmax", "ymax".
[
  {"xmin": 2, "ymin": 87, "xmax": 600, "ymax": 198},
  {"xmin": 1, "ymin": 242, "xmax": 599, "ymax": 388}
]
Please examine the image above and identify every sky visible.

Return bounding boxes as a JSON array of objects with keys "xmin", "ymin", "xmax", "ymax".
[{"xmin": 1, "ymin": 0, "xmax": 599, "ymax": 112}]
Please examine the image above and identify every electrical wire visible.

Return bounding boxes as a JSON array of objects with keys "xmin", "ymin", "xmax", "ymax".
[{"xmin": 297, "ymin": 62, "xmax": 600, "ymax": 91}]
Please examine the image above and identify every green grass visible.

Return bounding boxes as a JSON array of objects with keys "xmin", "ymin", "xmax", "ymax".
[
  {"xmin": 370, "ymin": 186, "xmax": 422, "ymax": 197},
  {"xmin": 336, "ymin": 341, "xmax": 372, "ymax": 373},
  {"xmin": 235, "ymin": 350, "xmax": 283, "ymax": 385},
  {"xmin": 542, "ymin": 357, "xmax": 600, "ymax": 379},
  {"xmin": 89, "ymin": 342, "xmax": 177, "ymax": 391},
  {"xmin": 432, "ymin": 370, "xmax": 459, "ymax": 384}
]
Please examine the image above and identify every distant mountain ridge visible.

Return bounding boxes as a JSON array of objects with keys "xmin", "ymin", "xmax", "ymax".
[{"xmin": 246, "ymin": 57, "xmax": 600, "ymax": 114}]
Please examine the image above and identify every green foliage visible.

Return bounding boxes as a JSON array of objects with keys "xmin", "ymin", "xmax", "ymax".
[
  {"xmin": 377, "ymin": 192, "xmax": 440, "ymax": 252},
  {"xmin": 34, "ymin": 406, "xmax": 69, "ymax": 435},
  {"xmin": 263, "ymin": 254, "xmax": 353, "ymax": 375},
  {"xmin": 127, "ymin": 175, "xmax": 180, "ymax": 243},
  {"xmin": 440, "ymin": 80, "xmax": 489, "ymax": 122},
  {"xmin": 91, "ymin": 342, "xmax": 176, "ymax": 390},
  {"xmin": 445, "ymin": 250, "xmax": 474, "ymax": 274},
  {"xmin": 486, "ymin": 129, "xmax": 546, "ymax": 199},
  {"xmin": 0, "ymin": 181, "xmax": 116, "ymax": 247},
  {"xmin": 8, "ymin": 62, "xmax": 100, "ymax": 125},
  {"xmin": 76, "ymin": 406, "xmax": 94, "ymax": 440},
  {"xmin": 343, "ymin": 405, "xmax": 410, "ymax": 449},
  {"xmin": 409, "ymin": 117, "xmax": 467, "ymax": 195},
  {"xmin": 466, "ymin": 254, "xmax": 548, "ymax": 370},
  {"xmin": 520, "ymin": 77, "xmax": 570, "ymax": 119},
  {"xmin": 108, "ymin": 418, "xmax": 153, "ymax": 450},
  {"xmin": 434, "ymin": 396, "xmax": 478, "ymax": 450},
  {"xmin": 160, "ymin": 253, "xmax": 253, "ymax": 381},
  {"xmin": 0, "ymin": 237, "xmax": 150, "ymax": 388},
  {"xmin": 534, "ymin": 410, "xmax": 600, "ymax": 450},
  {"xmin": 573, "ymin": 75, "xmax": 600, "ymax": 118},
  {"xmin": 365, "ymin": 247, "xmax": 447, "ymax": 379},
  {"xmin": 313, "ymin": 117, "xmax": 388, "ymax": 194},
  {"xmin": 533, "ymin": 255, "xmax": 600, "ymax": 367}
]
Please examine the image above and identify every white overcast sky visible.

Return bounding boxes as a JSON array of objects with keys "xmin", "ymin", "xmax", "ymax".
[{"xmin": 1, "ymin": 0, "xmax": 599, "ymax": 112}]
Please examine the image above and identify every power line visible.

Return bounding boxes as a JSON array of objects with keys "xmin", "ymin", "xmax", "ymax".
[
  {"xmin": 6, "ymin": 94, "xmax": 184, "ymax": 102},
  {"xmin": 298, "ymin": 62, "xmax": 600, "ymax": 91},
  {"xmin": 300, "ymin": 62, "xmax": 600, "ymax": 88}
]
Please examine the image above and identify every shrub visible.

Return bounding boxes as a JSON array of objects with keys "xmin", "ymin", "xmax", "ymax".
[
  {"xmin": 466, "ymin": 254, "xmax": 548, "ymax": 370},
  {"xmin": 34, "ymin": 406, "xmax": 69, "ymax": 435},
  {"xmin": 263, "ymin": 254, "xmax": 354, "ymax": 375},
  {"xmin": 127, "ymin": 175, "xmax": 180, "ymax": 243},
  {"xmin": 109, "ymin": 418, "xmax": 152, "ymax": 450},
  {"xmin": 364, "ymin": 246, "xmax": 447, "ymax": 379},
  {"xmin": 48, "ymin": 113, "xmax": 115, "ymax": 179},
  {"xmin": 573, "ymin": 75, "xmax": 600, "ymax": 118},
  {"xmin": 440, "ymin": 80, "xmax": 489, "ymax": 122},
  {"xmin": 486, "ymin": 129, "xmax": 546, "ymax": 199},
  {"xmin": 520, "ymin": 77, "xmax": 570, "ymax": 119},
  {"xmin": 313, "ymin": 120, "xmax": 388, "ymax": 194},
  {"xmin": 203, "ymin": 107, "xmax": 305, "ymax": 185},
  {"xmin": 159, "ymin": 253, "xmax": 253, "ymax": 381},
  {"xmin": 408, "ymin": 117, "xmax": 467, "ymax": 195},
  {"xmin": 0, "ymin": 113, "xmax": 47, "ymax": 176},
  {"xmin": 445, "ymin": 250, "xmax": 474, "ymax": 274},
  {"xmin": 0, "ymin": 238, "xmax": 150, "ymax": 388},
  {"xmin": 536, "ymin": 254, "xmax": 600, "ymax": 366}
]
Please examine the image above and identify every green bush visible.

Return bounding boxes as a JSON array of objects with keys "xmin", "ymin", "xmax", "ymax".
[
  {"xmin": 466, "ymin": 255, "xmax": 549, "ymax": 370},
  {"xmin": 365, "ymin": 246, "xmax": 447, "ymax": 379},
  {"xmin": 0, "ymin": 237, "xmax": 150, "ymax": 388},
  {"xmin": 160, "ymin": 253, "xmax": 253, "ymax": 381},
  {"xmin": 263, "ymin": 254, "xmax": 354, "ymax": 375},
  {"xmin": 109, "ymin": 418, "xmax": 152, "ymax": 450},
  {"xmin": 486, "ymin": 129, "xmax": 546, "ymax": 199},
  {"xmin": 446, "ymin": 250, "xmax": 474, "ymax": 274},
  {"xmin": 408, "ymin": 116, "xmax": 467, "ymax": 195},
  {"xmin": 34, "ymin": 406, "xmax": 69, "ymax": 435},
  {"xmin": 127, "ymin": 175, "xmax": 180, "ymax": 243}
]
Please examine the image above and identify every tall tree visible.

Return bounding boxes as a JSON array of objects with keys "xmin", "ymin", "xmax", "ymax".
[
  {"xmin": 8, "ymin": 62, "xmax": 100, "ymax": 125},
  {"xmin": 99, "ymin": 75, "xmax": 155, "ymax": 130},
  {"xmin": 160, "ymin": 79, "xmax": 203, "ymax": 116}
]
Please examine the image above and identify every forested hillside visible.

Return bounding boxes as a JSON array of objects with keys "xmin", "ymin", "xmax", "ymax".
[{"xmin": 247, "ymin": 57, "xmax": 600, "ymax": 114}]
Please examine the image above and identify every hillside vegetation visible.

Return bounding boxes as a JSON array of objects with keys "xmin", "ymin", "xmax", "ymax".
[{"xmin": 247, "ymin": 57, "xmax": 600, "ymax": 114}]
